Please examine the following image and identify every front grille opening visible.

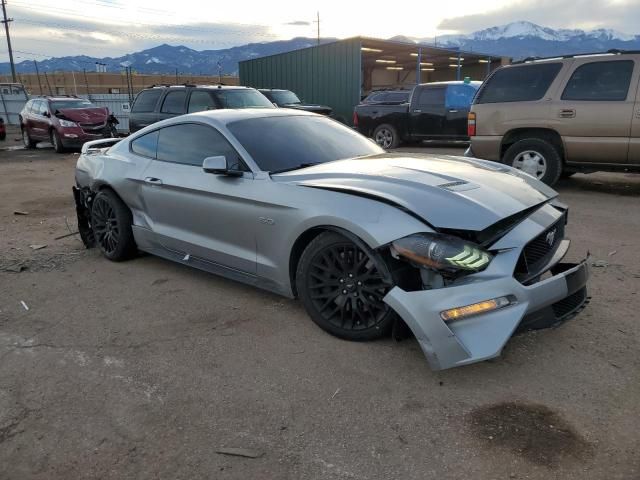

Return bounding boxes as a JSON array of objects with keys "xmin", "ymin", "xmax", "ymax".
[
  {"xmin": 552, "ymin": 287, "xmax": 587, "ymax": 319},
  {"xmin": 514, "ymin": 216, "xmax": 565, "ymax": 283}
]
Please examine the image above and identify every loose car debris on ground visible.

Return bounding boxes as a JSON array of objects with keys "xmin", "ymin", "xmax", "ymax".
[{"xmin": 215, "ymin": 448, "xmax": 264, "ymax": 459}]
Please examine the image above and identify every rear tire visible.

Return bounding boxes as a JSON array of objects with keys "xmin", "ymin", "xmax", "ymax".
[
  {"xmin": 50, "ymin": 130, "xmax": 65, "ymax": 153},
  {"xmin": 22, "ymin": 128, "xmax": 36, "ymax": 148},
  {"xmin": 296, "ymin": 231, "xmax": 396, "ymax": 341},
  {"xmin": 373, "ymin": 124, "xmax": 401, "ymax": 149},
  {"xmin": 503, "ymin": 138, "xmax": 562, "ymax": 186},
  {"xmin": 90, "ymin": 190, "xmax": 136, "ymax": 261}
]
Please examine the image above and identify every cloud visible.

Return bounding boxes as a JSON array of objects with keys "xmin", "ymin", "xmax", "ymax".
[
  {"xmin": 3, "ymin": 4, "xmax": 276, "ymax": 62},
  {"xmin": 284, "ymin": 20, "xmax": 311, "ymax": 26},
  {"xmin": 438, "ymin": 0, "xmax": 640, "ymax": 33}
]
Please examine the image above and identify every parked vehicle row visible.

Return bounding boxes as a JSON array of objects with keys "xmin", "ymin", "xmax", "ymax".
[
  {"xmin": 354, "ymin": 81, "xmax": 481, "ymax": 148},
  {"xmin": 467, "ymin": 50, "xmax": 640, "ymax": 185}
]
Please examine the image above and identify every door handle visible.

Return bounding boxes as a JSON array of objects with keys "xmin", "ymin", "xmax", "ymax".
[
  {"xmin": 144, "ymin": 177, "xmax": 163, "ymax": 185},
  {"xmin": 448, "ymin": 109, "xmax": 459, "ymax": 113},
  {"xmin": 413, "ymin": 109, "xmax": 422, "ymax": 113},
  {"xmin": 559, "ymin": 109, "xmax": 576, "ymax": 118}
]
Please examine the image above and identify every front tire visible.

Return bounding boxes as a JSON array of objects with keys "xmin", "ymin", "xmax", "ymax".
[
  {"xmin": 50, "ymin": 129, "xmax": 65, "ymax": 153},
  {"xmin": 90, "ymin": 190, "xmax": 136, "ymax": 261},
  {"xmin": 503, "ymin": 138, "xmax": 562, "ymax": 186},
  {"xmin": 373, "ymin": 124, "xmax": 401, "ymax": 149},
  {"xmin": 296, "ymin": 232, "xmax": 396, "ymax": 341}
]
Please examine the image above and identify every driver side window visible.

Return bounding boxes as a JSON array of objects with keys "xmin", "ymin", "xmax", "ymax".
[{"xmin": 156, "ymin": 123, "xmax": 246, "ymax": 169}]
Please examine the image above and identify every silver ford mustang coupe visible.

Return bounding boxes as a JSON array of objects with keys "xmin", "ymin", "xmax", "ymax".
[{"xmin": 73, "ymin": 109, "xmax": 589, "ymax": 370}]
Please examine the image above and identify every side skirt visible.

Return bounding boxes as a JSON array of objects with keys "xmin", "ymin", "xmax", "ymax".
[{"xmin": 132, "ymin": 226, "xmax": 292, "ymax": 298}]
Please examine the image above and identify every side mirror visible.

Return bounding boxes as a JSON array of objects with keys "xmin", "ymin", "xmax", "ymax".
[
  {"xmin": 272, "ymin": 102, "xmax": 279, "ymax": 108},
  {"xmin": 43, "ymin": 111, "xmax": 50, "ymax": 118},
  {"xmin": 202, "ymin": 156, "xmax": 243, "ymax": 177}
]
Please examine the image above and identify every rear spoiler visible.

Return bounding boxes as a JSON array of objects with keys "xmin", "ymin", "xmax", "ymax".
[{"xmin": 81, "ymin": 138, "xmax": 121, "ymax": 154}]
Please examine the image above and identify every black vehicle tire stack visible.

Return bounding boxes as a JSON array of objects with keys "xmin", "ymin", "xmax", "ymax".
[
  {"xmin": 90, "ymin": 189, "xmax": 137, "ymax": 261},
  {"xmin": 296, "ymin": 231, "xmax": 396, "ymax": 341},
  {"xmin": 503, "ymin": 138, "xmax": 563, "ymax": 186}
]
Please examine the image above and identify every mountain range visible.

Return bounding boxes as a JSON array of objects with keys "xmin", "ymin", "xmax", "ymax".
[
  {"xmin": 399, "ymin": 21, "xmax": 640, "ymax": 59},
  {"xmin": 1, "ymin": 21, "xmax": 639, "ymax": 76}
]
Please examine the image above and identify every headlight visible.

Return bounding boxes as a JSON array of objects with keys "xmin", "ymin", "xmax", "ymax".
[
  {"xmin": 391, "ymin": 233, "xmax": 492, "ymax": 272},
  {"xmin": 58, "ymin": 119, "xmax": 77, "ymax": 127}
]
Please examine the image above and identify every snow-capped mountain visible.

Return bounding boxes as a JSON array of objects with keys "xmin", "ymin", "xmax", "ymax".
[
  {"xmin": 438, "ymin": 21, "xmax": 636, "ymax": 44},
  {"xmin": 431, "ymin": 21, "xmax": 640, "ymax": 58}
]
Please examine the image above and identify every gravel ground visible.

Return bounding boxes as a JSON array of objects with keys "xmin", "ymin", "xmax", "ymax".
[{"xmin": 1, "ymin": 139, "xmax": 639, "ymax": 479}]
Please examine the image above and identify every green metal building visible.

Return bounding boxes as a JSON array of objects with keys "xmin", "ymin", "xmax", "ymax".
[{"xmin": 239, "ymin": 37, "xmax": 508, "ymax": 125}]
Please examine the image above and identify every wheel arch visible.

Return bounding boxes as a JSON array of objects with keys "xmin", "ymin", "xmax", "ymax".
[
  {"xmin": 500, "ymin": 128, "xmax": 564, "ymax": 162},
  {"xmin": 288, "ymin": 225, "xmax": 388, "ymax": 298}
]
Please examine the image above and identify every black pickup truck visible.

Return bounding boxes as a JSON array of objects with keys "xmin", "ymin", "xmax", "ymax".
[{"xmin": 353, "ymin": 81, "xmax": 481, "ymax": 148}]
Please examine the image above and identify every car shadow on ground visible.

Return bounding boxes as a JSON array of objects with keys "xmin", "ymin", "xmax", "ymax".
[{"xmin": 557, "ymin": 174, "xmax": 640, "ymax": 197}]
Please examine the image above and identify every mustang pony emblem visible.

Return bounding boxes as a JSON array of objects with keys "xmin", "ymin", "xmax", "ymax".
[{"xmin": 545, "ymin": 228, "xmax": 556, "ymax": 247}]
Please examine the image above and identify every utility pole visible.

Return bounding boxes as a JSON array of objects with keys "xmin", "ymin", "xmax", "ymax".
[
  {"xmin": 33, "ymin": 60, "xmax": 43, "ymax": 95},
  {"xmin": 83, "ymin": 68, "xmax": 91, "ymax": 98},
  {"xmin": 316, "ymin": 11, "xmax": 320, "ymax": 46},
  {"xmin": 1, "ymin": 0, "xmax": 16, "ymax": 82},
  {"xmin": 175, "ymin": 67, "xmax": 178, "ymax": 84},
  {"xmin": 43, "ymin": 71, "xmax": 52, "ymax": 95}
]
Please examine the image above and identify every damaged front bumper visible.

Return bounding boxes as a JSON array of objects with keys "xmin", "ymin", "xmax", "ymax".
[{"xmin": 383, "ymin": 204, "xmax": 590, "ymax": 370}]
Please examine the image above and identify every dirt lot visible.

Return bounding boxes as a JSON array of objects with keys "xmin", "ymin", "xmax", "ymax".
[{"xmin": 1, "ymin": 136, "xmax": 639, "ymax": 479}]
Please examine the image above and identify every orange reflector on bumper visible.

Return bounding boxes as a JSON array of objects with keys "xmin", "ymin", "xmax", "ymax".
[{"xmin": 440, "ymin": 296, "xmax": 512, "ymax": 322}]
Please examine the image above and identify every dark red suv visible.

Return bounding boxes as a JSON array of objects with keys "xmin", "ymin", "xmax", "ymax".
[{"xmin": 19, "ymin": 97, "xmax": 117, "ymax": 153}]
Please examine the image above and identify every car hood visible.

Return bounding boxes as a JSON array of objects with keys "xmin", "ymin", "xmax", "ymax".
[
  {"xmin": 272, "ymin": 153, "xmax": 557, "ymax": 231},
  {"xmin": 283, "ymin": 103, "xmax": 333, "ymax": 114},
  {"xmin": 56, "ymin": 107, "xmax": 109, "ymax": 123}
]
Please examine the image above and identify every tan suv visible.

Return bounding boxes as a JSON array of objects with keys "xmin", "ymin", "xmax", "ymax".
[{"xmin": 466, "ymin": 51, "xmax": 640, "ymax": 185}]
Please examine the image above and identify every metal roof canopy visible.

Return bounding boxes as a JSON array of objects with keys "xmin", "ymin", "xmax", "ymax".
[{"xmin": 359, "ymin": 37, "xmax": 504, "ymax": 79}]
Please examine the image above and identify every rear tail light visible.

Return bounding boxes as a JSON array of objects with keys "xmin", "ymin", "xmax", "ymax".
[
  {"xmin": 467, "ymin": 112, "xmax": 476, "ymax": 137},
  {"xmin": 352, "ymin": 111, "xmax": 359, "ymax": 127}
]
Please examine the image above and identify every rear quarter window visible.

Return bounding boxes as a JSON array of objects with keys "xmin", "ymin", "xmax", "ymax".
[
  {"xmin": 130, "ymin": 130, "xmax": 159, "ymax": 158},
  {"xmin": 131, "ymin": 89, "xmax": 163, "ymax": 113},
  {"xmin": 561, "ymin": 60, "xmax": 634, "ymax": 101},
  {"xmin": 475, "ymin": 63, "xmax": 562, "ymax": 104}
]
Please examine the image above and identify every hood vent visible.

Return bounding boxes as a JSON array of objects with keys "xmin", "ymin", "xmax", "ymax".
[{"xmin": 438, "ymin": 180, "xmax": 478, "ymax": 192}]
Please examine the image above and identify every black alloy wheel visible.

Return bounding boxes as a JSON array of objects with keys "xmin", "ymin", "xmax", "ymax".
[
  {"xmin": 90, "ymin": 190, "xmax": 136, "ymax": 261},
  {"xmin": 297, "ymin": 232, "xmax": 396, "ymax": 341}
]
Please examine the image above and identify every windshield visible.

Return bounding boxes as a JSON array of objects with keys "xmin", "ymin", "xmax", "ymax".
[
  {"xmin": 270, "ymin": 90, "xmax": 301, "ymax": 105},
  {"xmin": 216, "ymin": 89, "xmax": 274, "ymax": 109},
  {"xmin": 50, "ymin": 100, "xmax": 94, "ymax": 111},
  {"xmin": 228, "ymin": 115, "xmax": 383, "ymax": 172}
]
